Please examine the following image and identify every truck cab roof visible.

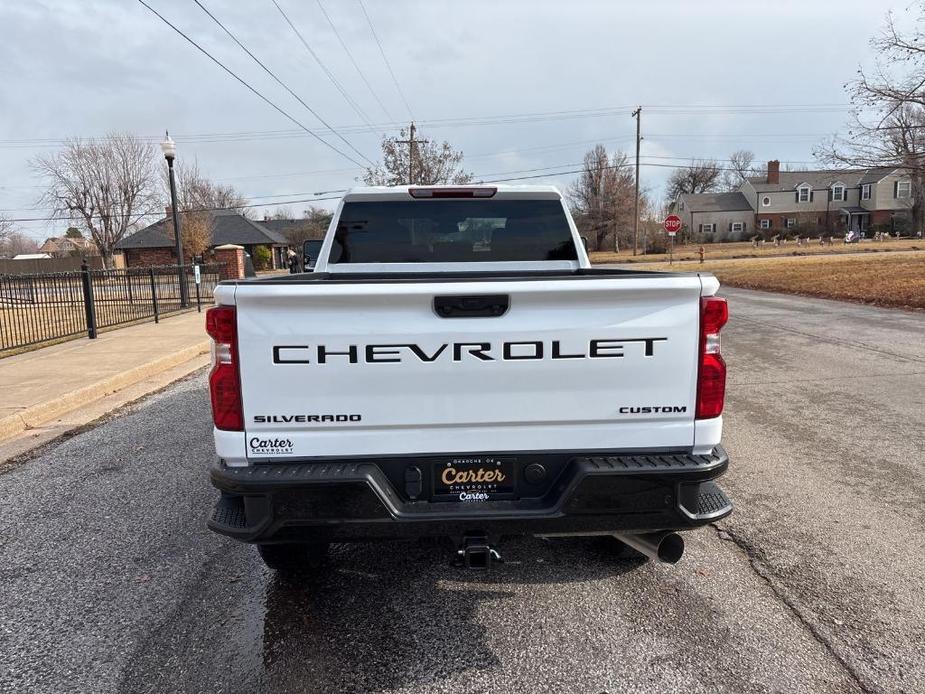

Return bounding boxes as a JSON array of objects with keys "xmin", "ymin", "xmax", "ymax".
[{"xmin": 341, "ymin": 184, "xmax": 564, "ymax": 202}]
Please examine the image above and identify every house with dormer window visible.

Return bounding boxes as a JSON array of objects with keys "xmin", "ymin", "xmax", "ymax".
[
  {"xmin": 674, "ymin": 159, "xmax": 914, "ymax": 238},
  {"xmin": 740, "ymin": 161, "xmax": 912, "ymax": 234}
]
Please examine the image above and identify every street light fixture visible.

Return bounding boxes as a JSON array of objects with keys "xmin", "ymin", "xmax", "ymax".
[{"xmin": 161, "ymin": 132, "xmax": 188, "ymax": 308}]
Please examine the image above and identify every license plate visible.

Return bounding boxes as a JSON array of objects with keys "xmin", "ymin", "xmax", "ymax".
[{"xmin": 432, "ymin": 457, "xmax": 516, "ymax": 501}]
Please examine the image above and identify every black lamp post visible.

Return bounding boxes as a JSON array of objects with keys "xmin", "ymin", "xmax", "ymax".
[{"xmin": 161, "ymin": 132, "xmax": 188, "ymax": 308}]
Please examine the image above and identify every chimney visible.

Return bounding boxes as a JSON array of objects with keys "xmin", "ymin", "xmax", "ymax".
[
  {"xmin": 767, "ymin": 160, "xmax": 780, "ymax": 185},
  {"xmin": 165, "ymin": 205, "xmax": 173, "ymax": 219}
]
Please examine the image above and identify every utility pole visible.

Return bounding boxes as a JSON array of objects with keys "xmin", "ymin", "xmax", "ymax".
[
  {"xmin": 632, "ymin": 106, "xmax": 641, "ymax": 256},
  {"xmin": 397, "ymin": 122, "xmax": 427, "ymax": 185}
]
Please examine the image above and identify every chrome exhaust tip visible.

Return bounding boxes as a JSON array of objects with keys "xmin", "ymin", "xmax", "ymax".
[{"xmin": 614, "ymin": 532, "xmax": 685, "ymax": 564}]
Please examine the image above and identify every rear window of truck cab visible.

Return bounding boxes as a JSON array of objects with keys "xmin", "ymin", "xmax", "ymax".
[{"xmin": 329, "ymin": 199, "xmax": 578, "ymax": 263}]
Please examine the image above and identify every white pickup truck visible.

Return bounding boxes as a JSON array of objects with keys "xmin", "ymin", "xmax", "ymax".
[{"xmin": 205, "ymin": 185, "xmax": 731, "ymax": 571}]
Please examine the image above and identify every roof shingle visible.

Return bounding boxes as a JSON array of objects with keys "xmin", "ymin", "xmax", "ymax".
[
  {"xmin": 746, "ymin": 167, "xmax": 898, "ymax": 192},
  {"xmin": 678, "ymin": 191, "xmax": 752, "ymax": 212},
  {"xmin": 116, "ymin": 210, "xmax": 287, "ymax": 249}
]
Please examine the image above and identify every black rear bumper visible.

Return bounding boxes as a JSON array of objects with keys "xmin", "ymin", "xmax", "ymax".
[{"xmin": 208, "ymin": 446, "xmax": 732, "ymax": 543}]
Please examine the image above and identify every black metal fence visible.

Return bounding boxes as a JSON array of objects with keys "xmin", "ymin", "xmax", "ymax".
[{"xmin": 0, "ymin": 263, "xmax": 222, "ymax": 354}]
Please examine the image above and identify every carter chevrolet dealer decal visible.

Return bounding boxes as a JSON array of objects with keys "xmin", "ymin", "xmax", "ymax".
[{"xmin": 249, "ymin": 437, "xmax": 294, "ymax": 455}]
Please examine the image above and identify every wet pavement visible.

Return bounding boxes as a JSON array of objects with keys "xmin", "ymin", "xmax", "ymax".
[{"xmin": 1, "ymin": 287, "xmax": 922, "ymax": 693}]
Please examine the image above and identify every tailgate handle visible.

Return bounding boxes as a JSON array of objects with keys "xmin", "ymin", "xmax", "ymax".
[{"xmin": 433, "ymin": 294, "xmax": 509, "ymax": 318}]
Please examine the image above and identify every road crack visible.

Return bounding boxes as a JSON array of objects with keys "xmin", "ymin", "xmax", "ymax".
[
  {"xmin": 710, "ymin": 522, "xmax": 879, "ymax": 694},
  {"xmin": 731, "ymin": 315, "xmax": 925, "ymax": 364}
]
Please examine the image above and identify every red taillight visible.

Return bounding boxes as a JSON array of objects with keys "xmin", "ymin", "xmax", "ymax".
[
  {"xmin": 206, "ymin": 305, "xmax": 236, "ymax": 343},
  {"xmin": 408, "ymin": 187, "xmax": 497, "ymax": 199},
  {"xmin": 696, "ymin": 297, "xmax": 728, "ymax": 420},
  {"xmin": 206, "ymin": 305, "xmax": 243, "ymax": 431}
]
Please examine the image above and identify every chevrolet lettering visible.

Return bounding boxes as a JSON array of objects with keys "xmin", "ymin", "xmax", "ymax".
[
  {"xmin": 205, "ymin": 184, "xmax": 732, "ymax": 573},
  {"xmin": 272, "ymin": 337, "xmax": 667, "ymax": 365}
]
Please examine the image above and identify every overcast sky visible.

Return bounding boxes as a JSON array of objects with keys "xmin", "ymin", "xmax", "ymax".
[{"xmin": 0, "ymin": 0, "xmax": 909, "ymax": 240}]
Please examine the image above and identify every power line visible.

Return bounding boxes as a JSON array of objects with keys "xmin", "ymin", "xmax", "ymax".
[
  {"xmin": 135, "ymin": 0, "xmax": 366, "ymax": 167},
  {"xmin": 358, "ymin": 0, "xmax": 413, "ymax": 119},
  {"xmin": 1, "ymin": 194, "xmax": 345, "ymax": 224},
  {"xmin": 270, "ymin": 0, "xmax": 381, "ymax": 134},
  {"xmin": 0, "ymin": 100, "xmax": 861, "ymax": 150},
  {"xmin": 315, "ymin": 0, "xmax": 394, "ymax": 122},
  {"xmin": 218, "ymin": 165, "xmax": 362, "ymax": 181},
  {"xmin": 645, "ymin": 103, "xmax": 851, "ymax": 113},
  {"xmin": 191, "ymin": 0, "xmax": 374, "ymax": 166},
  {"xmin": 466, "ymin": 136, "xmax": 636, "ymax": 160},
  {"xmin": 0, "ymin": 106, "xmax": 635, "ymax": 147},
  {"xmin": 0, "ymin": 155, "xmax": 825, "ymax": 212},
  {"xmin": 4, "ymin": 157, "xmax": 809, "ymax": 217},
  {"xmin": 638, "ymin": 153, "xmax": 822, "ymax": 166},
  {"xmin": 0, "ymin": 186, "xmax": 349, "ymax": 214},
  {"xmin": 0, "ymin": 144, "xmax": 812, "ymax": 191},
  {"xmin": 476, "ymin": 158, "xmax": 829, "ymax": 184}
]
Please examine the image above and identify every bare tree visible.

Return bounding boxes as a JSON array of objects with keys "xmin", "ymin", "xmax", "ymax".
[
  {"xmin": 0, "ymin": 230, "xmax": 39, "ymax": 258},
  {"xmin": 816, "ymin": 3, "xmax": 925, "ymax": 232},
  {"xmin": 165, "ymin": 159, "xmax": 248, "ymax": 214},
  {"xmin": 161, "ymin": 160, "xmax": 249, "ymax": 259},
  {"xmin": 0, "ymin": 214, "xmax": 12, "ymax": 243},
  {"xmin": 665, "ymin": 160, "xmax": 721, "ymax": 200},
  {"xmin": 32, "ymin": 133, "xmax": 157, "ymax": 266},
  {"xmin": 0, "ymin": 216, "xmax": 33, "ymax": 258},
  {"xmin": 720, "ymin": 150, "xmax": 759, "ymax": 191},
  {"xmin": 282, "ymin": 206, "xmax": 334, "ymax": 247},
  {"xmin": 567, "ymin": 145, "xmax": 638, "ymax": 251},
  {"xmin": 168, "ymin": 212, "xmax": 212, "ymax": 260},
  {"xmin": 363, "ymin": 126, "xmax": 472, "ymax": 186}
]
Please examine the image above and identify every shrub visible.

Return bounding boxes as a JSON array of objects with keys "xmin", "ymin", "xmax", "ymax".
[{"xmin": 252, "ymin": 245, "xmax": 272, "ymax": 270}]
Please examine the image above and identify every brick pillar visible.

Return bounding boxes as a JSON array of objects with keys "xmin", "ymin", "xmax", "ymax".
[{"xmin": 213, "ymin": 244, "xmax": 245, "ymax": 280}]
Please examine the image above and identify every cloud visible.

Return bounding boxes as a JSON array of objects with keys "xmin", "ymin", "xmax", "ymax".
[{"xmin": 0, "ymin": 0, "xmax": 894, "ymax": 239}]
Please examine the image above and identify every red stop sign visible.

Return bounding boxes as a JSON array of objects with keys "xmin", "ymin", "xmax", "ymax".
[{"xmin": 664, "ymin": 215, "xmax": 682, "ymax": 235}]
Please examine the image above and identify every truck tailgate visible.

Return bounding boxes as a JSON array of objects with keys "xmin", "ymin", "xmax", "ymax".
[{"xmin": 232, "ymin": 275, "xmax": 706, "ymax": 459}]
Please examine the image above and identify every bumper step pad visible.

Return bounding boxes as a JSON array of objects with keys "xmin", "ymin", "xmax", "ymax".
[
  {"xmin": 211, "ymin": 494, "xmax": 247, "ymax": 530},
  {"xmin": 679, "ymin": 480, "xmax": 732, "ymax": 521},
  {"xmin": 574, "ymin": 449, "xmax": 726, "ymax": 472}
]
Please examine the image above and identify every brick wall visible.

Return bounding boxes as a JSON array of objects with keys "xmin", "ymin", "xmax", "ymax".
[
  {"xmin": 755, "ymin": 211, "xmax": 840, "ymax": 233},
  {"xmin": 124, "ymin": 248, "xmax": 176, "ymax": 267}
]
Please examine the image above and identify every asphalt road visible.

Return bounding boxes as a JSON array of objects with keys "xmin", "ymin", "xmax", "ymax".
[{"xmin": 1, "ymin": 288, "xmax": 922, "ymax": 694}]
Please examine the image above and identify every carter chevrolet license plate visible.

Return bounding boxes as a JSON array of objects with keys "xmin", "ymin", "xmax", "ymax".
[{"xmin": 432, "ymin": 457, "xmax": 516, "ymax": 501}]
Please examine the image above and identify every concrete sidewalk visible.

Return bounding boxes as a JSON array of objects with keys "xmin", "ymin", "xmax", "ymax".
[{"xmin": 0, "ymin": 311, "xmax": 211, "ymax": 458}]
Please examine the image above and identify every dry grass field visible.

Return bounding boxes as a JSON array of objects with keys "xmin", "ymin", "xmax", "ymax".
[
  {"xmin": 606, "ymin": 250, "xmax": 925, "ymax": 310},
  {"xmin": 590, "ymin": 238, "xmax": 924, "ymax": 265}
]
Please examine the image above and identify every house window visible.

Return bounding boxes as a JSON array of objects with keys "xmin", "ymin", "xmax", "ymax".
[
  {"xmin": 785, "ymin": 218, "xmax": 796, "ymax": 229},
  {"xmin": 896, "ymin": 180, "xmax": 912, "ymax": 199},
  {"xmin": 797, "ymin": 185, "xmax": 811, "ymax": 203},
  {"xmin": 761, "ymin": 196, "xmax": 770, "ymax": 207},
  {"xmin": 701, "ymin": 223, "xmax": 714, "ymax": 233},
  {"xmin": 831, "ymin": 183, "xmax": 846, "ymax": 201},
  {"xmin": 731, "ymin": 222, "xmax": 745, "ymax": 232},
  {"xmin": 679, "ymin": 201, "xmax": 684, "ymax": 210},
  {"xmin": 760, "ymin": 219, "xmax": 771, "ymax": 230},
  {"xmin": 861, "ymin": 184, "xmax": 871, "ymax": 201}
]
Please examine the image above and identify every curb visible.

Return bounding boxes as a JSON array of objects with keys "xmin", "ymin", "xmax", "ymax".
[{"xmin": 0, "ymin": 340, "xmax": 211, "ymax": 443}]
